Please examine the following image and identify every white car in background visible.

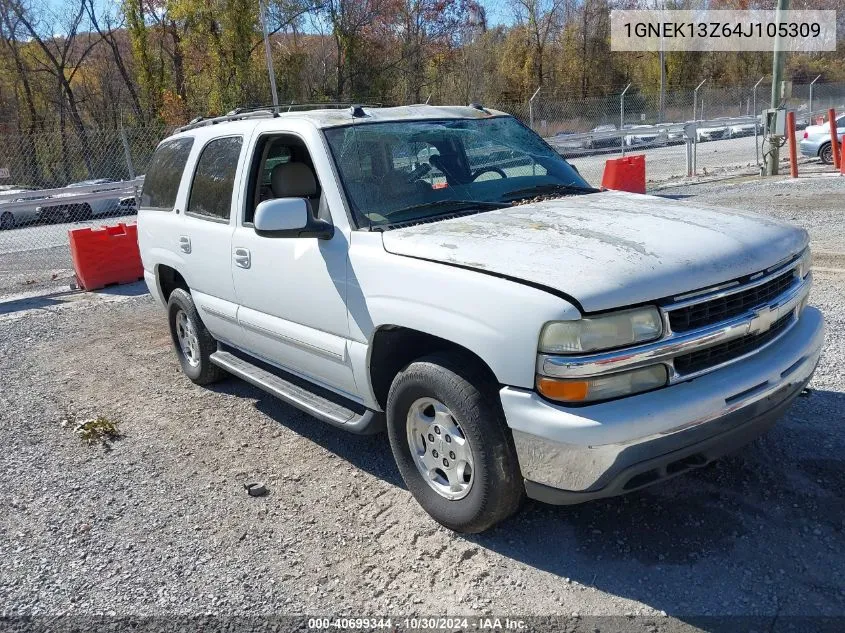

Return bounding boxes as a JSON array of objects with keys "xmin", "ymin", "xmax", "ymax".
[
  {"xmin": 37, "ymin": 178, "xmax": 124, "ymax": 223},
  {"xmin": 800, "ymin": 113, "xmax": 845, "ymax": 164},
  {"xmin": 0, "ymin": 187, "xmax": 43, "ymax": 230},
  {"xmin": 623, "ymin": 125, "xmax": 668, "ymax": 147},
  {"xmin": 726, "ymin": 118, "xmax": 760, "ymax": 138},
  {"xmin": 696, "ymin": 119, "xmax": 729, "ymax": 142}
]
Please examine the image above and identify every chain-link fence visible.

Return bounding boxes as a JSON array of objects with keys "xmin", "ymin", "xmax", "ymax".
[
  {"xmin": 1, "ymin": 83, "xmax": 844, "ymax": 298},
  {"xmin": 496, "ymin": 81, "xmax": 845, "ymax": 187},
  {"xmin": 0, "ymin": 126, "xmax": 164, "ymax": 296}
]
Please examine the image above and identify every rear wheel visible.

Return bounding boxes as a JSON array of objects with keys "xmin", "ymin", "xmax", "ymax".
[
  {"xmin": 0, "ymin": 212, "xmax": 14, "ymax": 230},
  {"xmin": 167, "ymin": 288, "xmax": 225, "ymax": 385},
  {"xmin": 73, "ymin": 203, "xmax": 93, "ymax": 221},
  {"xmin": 819, "ymin": 142, "xmax": 833, "ymax": 165},
  {"xmin": 386, "ymin": 353, "xmax": 524, "ymax": 533}
]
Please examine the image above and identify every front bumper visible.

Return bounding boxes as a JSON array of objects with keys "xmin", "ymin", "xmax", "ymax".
[{"xmin": 502, "ymin": 306, "xmax": 824, "ymax": 503}]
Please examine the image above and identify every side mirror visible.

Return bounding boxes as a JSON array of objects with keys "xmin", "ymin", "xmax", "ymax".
[{"xmin": 253, "ymin": 198, "xmax": 333, "ymax": 239}]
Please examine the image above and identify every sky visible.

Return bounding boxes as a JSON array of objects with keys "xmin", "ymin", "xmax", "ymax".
[{"xmin": 43, "ymin": 0, "xmax": 517, "ymax": 28}]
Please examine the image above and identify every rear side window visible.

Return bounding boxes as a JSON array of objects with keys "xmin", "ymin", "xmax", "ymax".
[
  {"xmin": 187, "ymin": 136, "xmax": 242, "ymax": 221},
  {"xmin": 141, "ymin": 137, "xmax": 194, "ymax": 210}
]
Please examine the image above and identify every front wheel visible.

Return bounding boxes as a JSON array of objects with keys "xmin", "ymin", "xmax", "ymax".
[
  {"xmin": 386, "ymin": 353, "xmax": 524, "ymax": 533},
  {"xmin": 167, "ymin": 288, "xmax": 225, "ymax": 385}
]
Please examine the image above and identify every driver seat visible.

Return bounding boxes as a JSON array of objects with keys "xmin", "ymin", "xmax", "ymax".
[{"xmin": 270, "ymin": 162, "xmax": 330, "ymax": 220}]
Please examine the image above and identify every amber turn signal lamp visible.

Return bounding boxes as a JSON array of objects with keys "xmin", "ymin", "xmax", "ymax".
[{"xmin": 536, "ymin": 376, "xmax": 589, "ymax": 402}]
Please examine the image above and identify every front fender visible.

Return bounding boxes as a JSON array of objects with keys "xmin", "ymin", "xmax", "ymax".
[{"xmin": 347, "ymin": 233, "xmax": 580, "ymax": 390}]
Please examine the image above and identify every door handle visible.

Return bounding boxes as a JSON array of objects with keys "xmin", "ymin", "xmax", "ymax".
[
  {"xmin": 178, "ymin": 236, "xmax": 191, "ymax": 254},
  {"xmin": 233, "ymin": 247, "xmax": 251, "ymax": 269}
]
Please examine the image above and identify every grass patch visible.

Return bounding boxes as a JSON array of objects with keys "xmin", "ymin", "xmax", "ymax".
[{"xmin": 62, "ymin": 414, "xmax": 122, "ymax": 446}]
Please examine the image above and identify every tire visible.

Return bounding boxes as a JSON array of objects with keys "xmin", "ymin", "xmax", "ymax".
[
  {"xmin": 819, "ymin": 143, "xmax": 833, "ymax": 165},
  {"xmin": 0, "ymin": 212, "xmax": 14, "ymax": 230},
  {"xmin": 386, "ymin": 353, "xmax": 524, "ymax": 533},
  {"xmin": 75, "ymin": 203, "xmax": 93, "ymax": 221},
  {"xmin": 167, "ymin": 287, "xmax": 225, "ymax": 385}
]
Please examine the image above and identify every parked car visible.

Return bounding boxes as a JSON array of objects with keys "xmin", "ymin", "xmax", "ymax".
[
  {"xmin": 623, "ymin": 124, "xmax": 667, "ymax": 147},
  {"xmin": 138, "ymin": 104, "xmax": 823, "ymax": 533},
  {"xmin": 800, "ymin": 113, "xmax": 845, "ymax": 164},
  {"xmin": 585, "ymin": 124, "xmax": 619, "ymax": 149},
  {"xmin": 0, "ymin": 187, "xmax": 42, "ymax": 230},
  {"xmin": 726, "ymin": 119, "xmax": 760, "ymax": 138},
  {"xmin": 550, "ymin": 130, "xmax": 585, "ymax": 153},
  {"xmin": 37, "ymin": 178, "xmax": 124, "ymax": 223},
  {"xmin": 696, "ymin": 119, "xmax": 729, "ymax": 142}
]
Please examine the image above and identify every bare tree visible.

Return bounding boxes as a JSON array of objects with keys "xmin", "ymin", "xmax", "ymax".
[
  {"xmin": 84, "ymin": 0, "xmax": 144, "ymax": 122},
  {"xmin": 4, "ymin": 0, "xmax": 100, "ymax": 177},
  {"xmin": 510, "ymin": 0, "xmax": 567, "ymax": 88}
]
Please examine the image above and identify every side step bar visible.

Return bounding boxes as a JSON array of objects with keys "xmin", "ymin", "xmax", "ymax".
[{"xmin": 210, "ymin": 349, "xmax": 384, "ymax": 435}]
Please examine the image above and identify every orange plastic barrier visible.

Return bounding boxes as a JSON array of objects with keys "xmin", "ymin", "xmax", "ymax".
[
  {"xmin": 601, "ymin": 155, "xmax": 646, "ymax": 194},
  {"xmin": 68, "ymin": 223, "xmax": 144, "ymax": 291}
]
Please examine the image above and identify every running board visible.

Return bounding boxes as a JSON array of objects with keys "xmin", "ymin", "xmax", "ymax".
[{"xmin": 209, "ymin": 349, "xmax": 384, "ymax": 435}]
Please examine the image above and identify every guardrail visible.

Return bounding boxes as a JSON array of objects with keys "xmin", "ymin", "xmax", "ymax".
[
  {"xmin": 0, "ymin": 178, "xmax": 143, "ymax": 214},
  {"xmin": 545, "ymin": 115, "xmax": 766, "ymax": 176}
]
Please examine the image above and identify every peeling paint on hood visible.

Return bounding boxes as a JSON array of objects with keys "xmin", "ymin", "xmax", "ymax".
[{"xmin": 381, "ymin": 190, "xmax": 808, "ymax": 312}]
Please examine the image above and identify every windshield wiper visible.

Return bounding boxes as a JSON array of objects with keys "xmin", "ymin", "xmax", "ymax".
[
  {"xmin": 502, "ymin": 183, "xmax": 599, "ymax": 202},
  {"xmin": 372, "ymin": 199, "xmax": 511, "ymax": 230},
  {"xmin": 391, "ymin": 199, "xmax": 511, "ymax": 216}
]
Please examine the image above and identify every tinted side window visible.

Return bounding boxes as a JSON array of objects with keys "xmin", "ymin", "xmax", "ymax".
[
  {"xmin": 141, "ymin": 137, "xmax": 194, "ymax": 209},
  {"xmin": 187, "ymin": 136, "xmax": 243, "ymax": 220}
]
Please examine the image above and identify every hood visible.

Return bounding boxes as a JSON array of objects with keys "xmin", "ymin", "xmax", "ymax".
[{"xmin": 380, "ymin": 190, "xmax": 808, "ymax": 313}]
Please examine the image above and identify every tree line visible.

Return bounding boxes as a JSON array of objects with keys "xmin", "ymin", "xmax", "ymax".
[{"xmin": 1, "ymin": 0, "xmax": 843, "ymax": 135}]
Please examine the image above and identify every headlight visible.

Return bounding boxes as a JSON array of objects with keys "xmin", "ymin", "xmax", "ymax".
[
  {"xmin": 537, "ymin": 365, "xmax": 668, "ymax": 403},
  {"xmin": 539, "ymin": 306, "xmax": 663, "ymax": 354},
  {"xmin": 797, "ymin": 248, "xmax": 812, "ymax": 278}
]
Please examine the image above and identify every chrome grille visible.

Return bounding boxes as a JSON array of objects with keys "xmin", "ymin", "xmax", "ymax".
[
  {"xmin": 673, "ymin": 313, "xmax": 793, "ymax": 375},
  {"xmin": 668, "ymin": 269, "xmax": 796, "ymax": 333}
]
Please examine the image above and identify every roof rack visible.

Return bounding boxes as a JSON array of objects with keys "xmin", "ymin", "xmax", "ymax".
[
  {"xmin": 175, "ymin": 109, "xmax": 275, "ymax": 133},
  {"xmin": 174, "ymin": 102, "xmax": 385, "ymax": 133}
]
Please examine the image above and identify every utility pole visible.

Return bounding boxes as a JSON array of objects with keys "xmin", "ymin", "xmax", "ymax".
[
  {"xmin": 658, "ymin": 0, "xmax": 666, "ymax": 122},
  {"xmin": 766, "ymin": 0, "xmax": 790, "ymax": 176},
  {"xmin": 259, "ymin": 0, "xmax": 280, "ymax": 110}
]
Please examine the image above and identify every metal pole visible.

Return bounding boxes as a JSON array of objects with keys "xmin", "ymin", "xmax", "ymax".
[
  {"xmin": 659, "ymin": 49, "xmax": 665, "ymax": 122},
  {"xmin": 753, "ymin": 76, "xmax": 764, "ymax": 166},
  {"xmin": 809, "ymin": 74, "xmax": 821, "ymax": 119},
  {"xmin": 259, "ymin": 0, "xmax": 279, "ymax": 110},
  {"xmin": 693, "ymin": 79, "xmax": 706, "ymax": 121},
  {"xmin": 620, "ymin": 83, "xmax": 631, "ymax": 156},
  {"xmin": 118, "ymin": 119, "xmax": 135, "ymax": 181},
  {"xmin": 766, "ymin": 0, "xmax": 789, "ymax": 176},
  {"xmin": 529, "ymin": 86, "xmax": 541, "ymax": 131}
]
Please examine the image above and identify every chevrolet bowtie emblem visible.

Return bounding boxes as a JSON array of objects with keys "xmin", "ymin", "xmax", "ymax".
[{"xmin": 748, "ymin": 305, "xmax": 778, "ymax": 335}]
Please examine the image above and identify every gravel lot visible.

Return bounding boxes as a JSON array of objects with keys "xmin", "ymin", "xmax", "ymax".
[{"xmin": 1, "ymin": 175, "xmax": 843, "ymax": 632}]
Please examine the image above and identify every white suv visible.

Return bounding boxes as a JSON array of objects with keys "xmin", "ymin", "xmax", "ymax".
[{"xmin": 138, "ymin": 105, "xmax": 823, "ymax": 533}]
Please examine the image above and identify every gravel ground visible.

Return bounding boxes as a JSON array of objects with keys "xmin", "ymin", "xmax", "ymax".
[{"xmin": 1, "ymin": 176, "xmax": 844, "ymax": 632}]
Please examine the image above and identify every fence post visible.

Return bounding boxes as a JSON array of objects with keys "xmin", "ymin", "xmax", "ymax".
[
  {"xmin": 528, "ymin": 87, "xmax": 541, "ymax": 131},
  {"xmin": 809, "ymin": 75, "xmax": 821, "ymax": 118},
  {"xmin": 119, "ymin": 122, "xmax": 135, "ymax": 181},
  {"xmin": 693, "ymin": 79, "xmax": 706, "ymax": 121},
  {"xmin": 620, "ymin": 83, "xmax": 631, "ymax": 156},
  {"xmin": 753, "ymin": 76, "xmax": 764, "ymax": 166}
]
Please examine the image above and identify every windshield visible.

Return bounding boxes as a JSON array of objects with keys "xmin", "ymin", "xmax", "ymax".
[{"xmin": 323, "ymin": 116, "xmax": 592, "ymax": 228}]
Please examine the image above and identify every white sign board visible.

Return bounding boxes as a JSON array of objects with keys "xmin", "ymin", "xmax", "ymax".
[{"xmin": 0, "ymin": 168, "xmax": 10, "ymax": 179}]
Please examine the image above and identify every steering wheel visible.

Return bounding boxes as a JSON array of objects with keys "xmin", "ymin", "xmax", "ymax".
[
  {"xmin": 471, "ymin": 167, "xmax": 506, "ymax": 181},
  {"xmin": 406, "ymin": 163, "xmax": 432, "ymax": 183}
]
